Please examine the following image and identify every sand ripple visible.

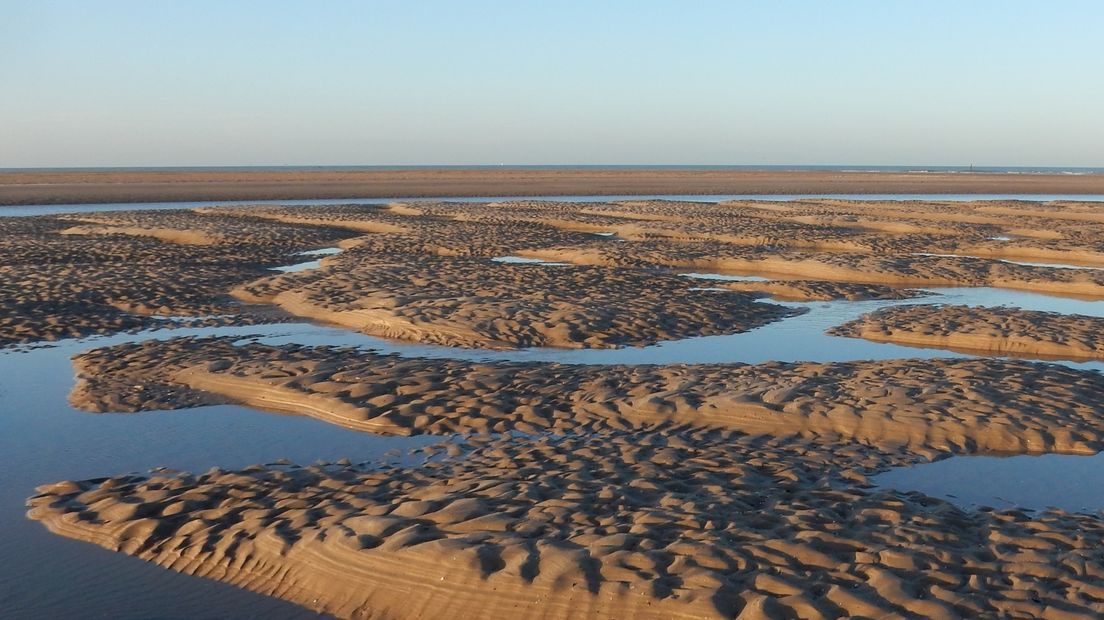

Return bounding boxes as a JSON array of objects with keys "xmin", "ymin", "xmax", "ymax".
[
  {"xmin": 831, "ymin": 304, "xmax": 1104, "ymax": 360},
  {"xmin": 70, "ymin": 337, "xmax": 1104, "ymax": 454},
  {"xmin": 28, "ymin": 430, "xmax": 1104, "ymax": 619}
]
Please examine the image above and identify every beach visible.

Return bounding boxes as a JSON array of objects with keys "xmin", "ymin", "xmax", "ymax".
[
  {"xmin": 10, "ymin": 1, "xmax": 1104, "ymax": 616},
  {"xmin": 2, "ymin": 168, "xmax": 1104, "ymax": 205},
  {"xmin": 6, "ymin": 196, "xmax": 1104, "ymax": 618}
]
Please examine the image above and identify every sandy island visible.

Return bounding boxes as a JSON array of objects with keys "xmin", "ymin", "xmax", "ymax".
[
  {"xmin": 29, "ymin": 415, "xmax": 1104, "ymax": 618},
  {"xmin": 831, "ymin": 304, "xmax": 1104, "ymax": 360},
  {"xmin": 71, "ymin": 336, "xmax": 1104, "ymax": 453}
]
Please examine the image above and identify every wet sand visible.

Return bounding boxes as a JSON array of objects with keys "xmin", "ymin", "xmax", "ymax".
[
  {"xmin": 0, "ymin": 210, "xmax": 356, "ymax": 347},
  {"xmin": 70, "ymin": 336, "xmax": 1104, "ymax": 453},
  {"xmin": 709, "ymin": 279, "xmax": 924, "ymax": 302},
  {"xmin": 8, "ymin": 196, "xmax": 1104, "ymax": 618},
  {"xmin": 831, "ymin": 304, "xmax": 1104, "ymax": 360},
  {"xmin": 234, "ymin": 255, "xmax": 797, "ymax": 349},
  {"xmin": 29, "ymin": 428, "xmax": 1104, "ymax": 619},
  {"xmin": 2, "ymin": 168, "xmax": 1103, "ymax": 205}
]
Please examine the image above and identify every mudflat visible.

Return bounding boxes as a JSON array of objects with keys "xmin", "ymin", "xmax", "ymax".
[
  {"xmin": 3, "ymin": 168, "xmax": 1104, "ymax": 205},
  {"xmin": 10, "ymin": 197, "xmax": 1104, "ymax": 618}
]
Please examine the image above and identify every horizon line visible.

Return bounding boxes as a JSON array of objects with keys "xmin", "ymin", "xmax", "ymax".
[{"xmin": 4, "ymin": 164, "xmax": 1104, "ymax": 172}]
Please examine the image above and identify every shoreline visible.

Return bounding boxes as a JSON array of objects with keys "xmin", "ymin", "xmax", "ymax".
[
  {"xmin": 11, "ymin": 197, "xmax": 1104, "ymax": 618},
  {"xmin": 2, "ymin": 169, "xmax": 1104, "ymax": 205}
]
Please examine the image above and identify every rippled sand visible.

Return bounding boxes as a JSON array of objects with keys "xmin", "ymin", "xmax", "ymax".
[
  {"xmin": 831, "ymin": 304, "xmax": 1104, "ymax": 360},
  {"xmin": 9, "ymin": 197, "xmax": 1104, "ymax": 618}
]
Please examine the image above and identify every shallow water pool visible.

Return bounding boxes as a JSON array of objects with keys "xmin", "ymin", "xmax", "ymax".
[
  {"xmin": 271, "ymin": 246, "xmax": 343, "ymax": 272},
  {"xmin": 682, "ymin": 272, "xmax": 772, "ymax": 283},
  {"xmin": 0, "ymin": 329, "xmax": 439, "ymax": 619},
  {"xmin": 94, "ymin": 278, "xmax": 1097, "ymax": 372},
  {"xmin": 875, "ymin": 452, "xmax": 1104, "ymax": 514},
  {"xmin": 491, "ymin": 255, "xmax": 570, "ymax": 266}
]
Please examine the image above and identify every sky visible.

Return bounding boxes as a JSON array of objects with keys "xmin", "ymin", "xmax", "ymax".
[{"xmin": 2, "ymin": 1, "xmax": 1102, "ymax": 167}]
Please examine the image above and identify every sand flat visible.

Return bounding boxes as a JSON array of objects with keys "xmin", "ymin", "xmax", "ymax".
[
  {"xmin": 69, "ymin": 337, "xmax": 1104, "ymax": 454},
  {"xmin": 709, "ymin": 279, "xmax": 924, "ymax": 301},
  {"xmin": 9, "ymin": 196, "xmax": 1104, "ymax": 618},
  {"xmin": 0, "ymin": 210, "xmax": 357, "ymax": 347},
  {"xmin": 831, "ymin": 304, "xmax": 1104, "ymax": 360},
  {"xmin": 28, "ymin": 429, "xmax": 1104, "ymax": 619},
  {"xmin": 234, "ymin": 255, "xmax": 798, "ymax": 349},
  {"xmin": 2, "ymin": 169, "xmax": 1104, "ymax": 205}
]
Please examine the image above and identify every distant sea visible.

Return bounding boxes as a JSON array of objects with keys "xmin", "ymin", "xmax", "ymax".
[{"xmin": 3, "ymin": 165, "xmax": 1103, "ymax": 174}]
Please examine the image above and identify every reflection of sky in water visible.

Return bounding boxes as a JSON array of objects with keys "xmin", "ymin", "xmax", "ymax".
[
  {"xmin": 272, "ymin": 259, "xmax": 323, "ymax": 272},
  {"xmin": 490, "ymin": 256, "xmax": 569, "ymax": 266},
  {"xmin": 0, "ymin": 329, "xmax": 435, "ymax": 618},
  {"xmin": 682, "ymin": 272, "xmax": 771, "ymax": 283},
  {"xmin": 237, "ymin": 283, "xmax": 1102, "ymax": 371},
  {"xmin": 1009, "ymin": 259, "xmax": 1104, "ymax": 270},
  {"xmin": 14, "ymin": 303, "xmax": 1102, "ymax": 524},
  {"xmin": 210, "ymin": 248, "xmax": 1104, "ymax": 371},
  {"xmin": 271, "ymin": 246, "xmax": 343, "ymax": 272},
  {"xmin": 875, "ymin": 453, "xmax": 1104, "ymax": 514},
  {"xmin": 297, "ymin": 246, "xmax": 343, "ymax": 256}
]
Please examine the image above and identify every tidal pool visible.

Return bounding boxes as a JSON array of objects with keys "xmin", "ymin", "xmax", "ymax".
[
  {"xmin": 491, "ymin": 256, "xmax": 570, "ymax": 266},
  {"xmin": 75, "ymin": 271, "xmax": 1097, "ymax": 371},
  {"xmin": 271, "ymin": 247, "xmax": 344, "ymax": 273},
  {"xmin": 682, "ymin": 272, "xmax": 772, "ymax": 283},
  {"xmin": 299, "ymin": 247, "xmax": 344, "ymax": 256},
  {"xmin": 269, "ymin": 279, "xmax": 1096, "ymax": 369},
  {"xmin": 0, "ymin": 328, "xmax": 439, "ymax": 619},
  {"xmin": 875, "ymin": 452, "xmax": 1104, "ymax": 514}
]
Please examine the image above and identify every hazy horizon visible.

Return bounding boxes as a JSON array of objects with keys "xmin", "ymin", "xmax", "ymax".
[
  {"xmin": 3, "ymin": 1, "xmax": 1102, "ymax": 168},
  {"xmin": 5, "ymin": 164, "xmax": 1104, "ymax": 172}
]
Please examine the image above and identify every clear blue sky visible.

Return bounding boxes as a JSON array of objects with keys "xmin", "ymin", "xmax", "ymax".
[{"xmin": 2, "ymin": 1, "xmax": 1102, "ymax": 167}]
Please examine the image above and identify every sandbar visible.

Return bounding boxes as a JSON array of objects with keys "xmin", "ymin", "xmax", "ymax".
[{"xmin": 3, "ymin": 168, "xmax": 1104, "ymax": 205}]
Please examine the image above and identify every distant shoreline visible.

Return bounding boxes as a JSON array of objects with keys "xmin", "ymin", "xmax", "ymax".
[
  {"xmin": 4, "ymin": 165, "xmax": 1104, "ymax": 174},
  {"xmin": 2, "ymin": 168, "xmax": 1103, "ymax": 205}
]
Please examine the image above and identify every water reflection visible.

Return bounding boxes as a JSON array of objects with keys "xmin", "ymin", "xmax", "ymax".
[
  {"xmin": 875, "ymin": 453, "xmax": 1104, "ymax": 514},
  {"xmin": 491, "ymin": 256, "xmax": 569, "ymax": 266},
  {"xmin": 0, "ymin": 329, "xmax": 436, "ymax": 619},
  {"xmin": 682, "ymin": 272, "xmax": 771, "ymax": 283},
  {"xmin": 43, "ymin": 279, "xmax": 1088, "ymax": 371},
  {"xmin": 271, "ymin": 247, "xmax": 343, "ymax": 272}
]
